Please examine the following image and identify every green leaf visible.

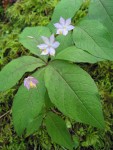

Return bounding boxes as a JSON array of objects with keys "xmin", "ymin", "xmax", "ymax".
[
  {"xmin": 87, "ymin": 0, "xmax": 113, "ymax": 38},
  {"xmin": 19, "ymin": 26, "xmax": 51, "ymax": 60},
  {"xmin": 56, "ymin": 33, "xmax": 74, "ymax": 54},
  {"xmin": 45, "ymin": 91, "xmax": 54, "ymax": 109},
  {"xmin": 0, "ymin": 56, "xmax": 45, "ymax": 92},
  {"xmin": 55, "ymin": 46, "xmax": 104, "ymax": 63},
  {"xmin": 12, "ymin": 68, "xmax": 46, "ymax": 136},
  {"xmin": 45, "ymin": 60, "xmax": 105, "ymax": 128},
  {"xmin": 45, "ymin": 112, "xmax": 74, "ymax": 150},
  {"xmin": 26, "ymin": 113, "xmax": 43, "ymax": 136},
  {"xmin": 48, "ymin": 0, "xmax": 83, "ymax": 32},
  {"xmin": 73, "ymin": 20, "xmax": 113, "ymax": 61}
]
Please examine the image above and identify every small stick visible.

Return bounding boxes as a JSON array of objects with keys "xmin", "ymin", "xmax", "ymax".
[{"xmin": 0, "ymin": 110, "xmax": 11, "ymax": 119}]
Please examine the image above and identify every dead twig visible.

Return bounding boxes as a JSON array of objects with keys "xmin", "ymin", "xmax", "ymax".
[{"xmin": 0, "ymin": 110, "xmax": 11, "ymax": 119}]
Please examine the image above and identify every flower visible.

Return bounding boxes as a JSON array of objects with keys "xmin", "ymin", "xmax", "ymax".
[
  {"xmin": 54, "ymin": 17, "xmax": 75, "ymax": 36},
  {"xmin": 37, "ymin": 34, "xmax": 60, "ymax": 56},
  {"xmin": 24, "ymin": 76, "xmax": 38, "ymax": 90}
]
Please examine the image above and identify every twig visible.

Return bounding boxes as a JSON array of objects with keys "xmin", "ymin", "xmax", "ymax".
[
  {"xmin": 51, "ymin": 108, "xmax": 61, "ymax": 115},
  {"xmin": 0, "ymin": 110, "xmax": 11, "ymax": 119}
]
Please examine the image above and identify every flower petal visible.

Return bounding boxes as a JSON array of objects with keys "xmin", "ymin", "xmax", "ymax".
[
  {"xmin": 31, "ymin": 78, "xmax": 38, "ymax": 85},
  {"xmin": 50, "ymin": 34, "xmax": 55, "ymax": 44},
  {"xmin": 53, "ymin": 41, "xmax": 60, "ymax": 49},
  {"xmin": 62, "ymin": 29, "xmax": 68, "ymax": 36},
  {"xmin": 67, "ymin": 25, "xmax": 75, "ymax": 31},
  {"xmin": 56, "ymin": 29, "xmax": 63, "ymax": 35},
  {"xmin": 66, "ymin": 18, "xmax": 71, "ymax": 25},
  {"xmin": 24, "ymin": 78, "xmax": 30, "ymax": 90},
  {"xmin": 37, "ymin": 44, "xmax": 48, "ymax": 50},
  {"xmin": 49, "ymin": 47, "xmax": 56, "ymax": 56},
  {"xmin": 41, "ymin": 49, "xmax": 49, "ymax": 55},
  {"xmin": 54, "ymin": 23, "xmax": 62, "ymax": 29},
  {"xmin": 60, "ymin": 17, "xmax": 65, "ymax": 25},
  {"xmin": 41, "ymin": 36, "xmax": 49, "ymax": 44},
  {"xmin": 25, "ymin": 84, "xmax": 30, "ymax": 90}
]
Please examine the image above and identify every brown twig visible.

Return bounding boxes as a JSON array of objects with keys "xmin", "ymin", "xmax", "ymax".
[{"xmin": 0, "ymin": 110, "xmax": 11, "ymax": 119}]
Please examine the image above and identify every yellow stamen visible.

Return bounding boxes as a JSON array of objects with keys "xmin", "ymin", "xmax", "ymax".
[
  {"xmin": 59, "ymin": 31, "xmax": 62, "ymax": 34},
  {"xmin": 29, "ymin": 81, "xmax": 36, "ymax": 88},
  {"xmin": 44, "ymin": 49, "xmax": 47, "ymax": 53}
]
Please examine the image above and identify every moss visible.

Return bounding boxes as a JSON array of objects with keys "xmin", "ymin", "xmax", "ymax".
[
  {"xmin": 0, "ymin": 0, "xmax": 113, "ymax": 149},
  {"xmin": 6, "ymin": 0, "xmax": 59, "ymax": 27}
]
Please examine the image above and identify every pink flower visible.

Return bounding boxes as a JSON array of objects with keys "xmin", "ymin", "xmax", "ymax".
[{"xmin": 24, "ymin": 76, "xmax": 38, "ymax": 90}]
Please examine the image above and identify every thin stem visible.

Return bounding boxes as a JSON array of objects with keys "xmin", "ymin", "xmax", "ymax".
[
  {"xmin": 0, "ymin": 110, "xmax": 11, "ymax": 119},
  {"xmin": 51, "ymin": 108, "xmax": 61, "ymax": 115}
]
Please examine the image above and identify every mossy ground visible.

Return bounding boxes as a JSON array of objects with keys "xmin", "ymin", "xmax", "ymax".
[{"xmin": 0, "ymin": 0, "xmax": 113, "ymax": 149}]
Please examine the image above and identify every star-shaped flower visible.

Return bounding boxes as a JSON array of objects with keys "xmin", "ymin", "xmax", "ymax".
[
  {"xmin": 24, "ymin": 76, "xmax": 38, "ymax": 90},
  {"xmin": 37, "ymin": 34, "xmax": 60, "ymax": 56},
  {"xmin": 54, "ymin": 17, "xmax": 75, "ymax": 36}
]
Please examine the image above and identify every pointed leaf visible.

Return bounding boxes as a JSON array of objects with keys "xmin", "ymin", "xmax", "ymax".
[
  {"xmin": 45, "ymin": 91, "xmax": 54, "ymax": 109},
  {"xmin": 56, "ymin": 46, "xmax": 104, "ymax": 63},
  {"xmin": 87, "ymin": 0, "xmax": 113, "ymax": 38},
  {"xmin": 45, "ymin": 112, "xmax": 74, "ymax": 150},
  {"xmin": 73, "ymin": 20, "xmax": 113, "ymax": 61},
  {"xmin": 45, "ymin": 60, "xmax": 105, "ymax": 128},
  {"xmin": 0, "ymin": 56, "xmax": 45, "ymax": 91},
  {"xmin": 12, "ymin": 68, "xmax": 46, "ymax": 136}
]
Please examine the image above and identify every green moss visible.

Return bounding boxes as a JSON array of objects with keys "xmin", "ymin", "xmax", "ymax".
[
  {"xmin": 6, "ymin": 0, "xmax": 59, "ymax": 27},
  {"xmin": 0, "ymin": 0, "xmax": 113, "ymax": 149}
]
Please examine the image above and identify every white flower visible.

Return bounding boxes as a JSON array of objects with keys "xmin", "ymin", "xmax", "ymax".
[
  {"xmin": 54, "ymin": 17, "xmax": 75, "ymax": 36},
  {"xmin": 37, "ymin": 34, "xmax": 60, "ymax": 56}
]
